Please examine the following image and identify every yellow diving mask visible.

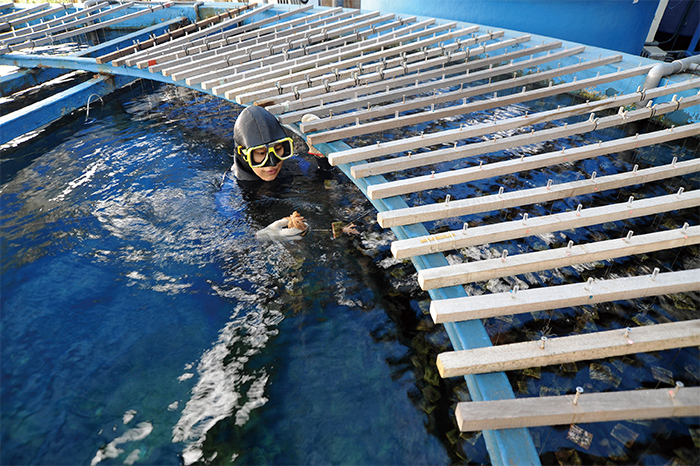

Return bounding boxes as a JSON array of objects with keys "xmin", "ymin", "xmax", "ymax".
[{"xmin": 240, "ymin": 137, "xmax": 294, "ymax": 168}]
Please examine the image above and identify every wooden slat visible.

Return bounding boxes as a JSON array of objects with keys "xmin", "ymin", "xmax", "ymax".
[
  {"xmin": 377, "ymin": 158, "xmax": 700, "ymax": 228},
  {"xmin": 0, "ymin": 3, "xmax": 50, "ymax": 23},
  {"xmin": 392, "ymin": 190, "xmax": 700, "ymax": 259},
  {"xmin": 324, "ymin": 66, "xmax": 655, "ymax": 164},
  {"xmin": 309, "ymin": 64, "xmax": 656, "ymax": 145},
  {"xmin": 455, "ymin": 386, "xmax": 700, "ymax": 431},
  {"xmin": 203, "ymin": 12, "xmax": 422, "ymax": 94},
  {"xmin": 438, "ymin": 319, "xmax": 700, "ymax": 378},
  {"xmin": 418, "ymin": 225, "xmax": 700, "ymax": 290},
  {"xmin": 238, "ymin": 28, "xmax": 511, "ymax": 104},
  {"xmin": 2, "ymin": 5, "xmax": 66, "ymax": 30},
  {"xmin": 269, "ymin": 31, "xmax": 530, "ymax": 118},
  {"xmin": 193, "ymin": 12, "xmax": 407, "ymax": 90},
  {"xmin": 96, "ymin": 5, "xmax": 253, "ymax": 64},
  {"xmin": 204, "ymin": 16, "xmax": 435, "ymax": 93},
  {"xmin": 275, "ymin": 40, "xmax": 563, "ymax": 123},
  {"xmin": 0, "ymin": 2, "xmax": 134, "ymax": 48},
  {"xmin": 160, "ymin": 8, "xmax": 350, "ymax": 78},
  {"xmin": 120, "ymin": 4, "xmax": 274, "ymax": 67},
  {"xmin": 365, "ymin": 111, "xmax": 700, "ymax": 200},
  {"xmin": 299, "ymin": 46, "xmax": 593, "ymax": 133},
  {"xmin": 431, "ymin": 269, "xmax": 700, "ymax": 323},
  {"xmin": 136, "ymin": 4, "xmax": 311, "ymax": 70},
  {"xmin": 352, "ymin": 77, "xmax": 700, "ymax": 178},
  {"xmin": 144, "ymin": 5, "xmax": 349, "ymax": 73},
  {"xmin": 225, "ymin": 23, "xmax": 480, "ymax": 101}
]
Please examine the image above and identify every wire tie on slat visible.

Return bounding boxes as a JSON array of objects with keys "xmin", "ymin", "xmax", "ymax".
[
  {"xmin": 672, "ymin": 156, "xmax": 677, "ymax": 167},
  {"xmin": 681, "ymin": 222, "xmax": 689, "ymax": 237},
  {"xmin": 669, "ymin": 381, "xmax": 684, "ymax": 399},
  {"xmin": 651, "ymin": 268, "xmax": 660, "ymax": 281},
  {"xmin": 676, "ymin": 187, "xmax": 684, "ymax": 197}
]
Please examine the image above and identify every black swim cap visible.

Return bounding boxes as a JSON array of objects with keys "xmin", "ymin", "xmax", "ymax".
[{"xmin": 234, "ymin": 106, "xmax": 287, "ymax": 150}]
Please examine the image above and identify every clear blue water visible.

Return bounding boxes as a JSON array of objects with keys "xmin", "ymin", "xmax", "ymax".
[{"xmin": 1, "ymin": 84, "xmax": 459, "ymax": 465}]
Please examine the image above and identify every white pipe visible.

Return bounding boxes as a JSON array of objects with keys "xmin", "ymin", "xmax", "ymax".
[{"xmin": 640, "ymin": 55, "xmax": 700, "ymax": 106}]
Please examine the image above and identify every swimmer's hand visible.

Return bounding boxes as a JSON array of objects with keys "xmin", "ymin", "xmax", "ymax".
[{"xmin": 256, "ymin": 218, "xmax": 306, "ymax": 241}]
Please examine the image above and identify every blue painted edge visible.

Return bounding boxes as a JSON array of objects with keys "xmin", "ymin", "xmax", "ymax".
[
  {"xmin": 0, "ymin": 73, "xmax": 133, "ymax": 145},
  {"xmin": 308, "ymin": 138, "xmax": 540, "ymax": 466},
  {"xmin": 0, "ymin": 67, "xmax": 66, "ymax": 97}
]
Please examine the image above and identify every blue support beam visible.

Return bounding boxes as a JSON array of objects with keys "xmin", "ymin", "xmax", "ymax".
[
  {"xmin": 0, "ymin": 67, "xmax": 66, "ymax": 97},
  {"xmin": 0, "ymin": 73, "xmax": 133, "ymax": 145},
  {"xmin": 311, "ymin": 139, "xmax": 541, "ymax": 466},
  {"xmin": 0, "ymin": 53, "xmax": 213, "ymax": 94}
]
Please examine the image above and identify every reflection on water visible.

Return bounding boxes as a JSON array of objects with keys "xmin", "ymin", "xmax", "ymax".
[{"xmin": 1, "ymin": 83, "xmax": 455, "ymax": 465}]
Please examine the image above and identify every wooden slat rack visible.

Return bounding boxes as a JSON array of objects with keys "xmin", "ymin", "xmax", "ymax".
[{"xmin": 2, "ymin": 2, "xmax": 698, "ymax": 462}]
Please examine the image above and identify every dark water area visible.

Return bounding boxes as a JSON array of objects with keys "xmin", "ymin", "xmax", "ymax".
[
  {"xmin": 1, "ymin": 83, "xmax": 460, "ymax": 465},
  {"xmin": 346, "ymin": 83, "xmax": 700, "ymax": 464}
]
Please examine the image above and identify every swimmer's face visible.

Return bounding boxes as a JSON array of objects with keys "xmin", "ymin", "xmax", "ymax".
[{"xmin": 250, "ymin": 142, "xmax": 285, "ymax": 181}]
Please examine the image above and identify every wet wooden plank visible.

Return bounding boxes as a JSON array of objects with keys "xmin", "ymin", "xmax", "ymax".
[
  {"xmin": 418, "ymin": 225, "xmax": 700, "ymax": 290},
  {"xmin": 430, "ymin": 269, "xmax": 700, "ymax": 323},
  {"xmin": 299, "ymin": 46, "xmax": 592, "ymax": 133},
  {"xmin": 391, "ymin": 190, "xmax": 700, "ymax": 259},
  {"xmin": 224, "ymin": 23, "xmax": 478, "ymax": 101},
  {"xmin": 275, "ymin": 40, "xmax": 563, "ymax": 122},
  {"xmin": 120, "ymin": 4, "xmax": 274, "ymax": 67},
  {"xmin": 352, "ymin": 77, "xmax": 700, "ymax": 178},
  {"xmin": 161, "ymin": 8, "xmax": 350, "ymax": 78},
  {"xmin": 147, "ymin": 6, "xmax": 355, "ymax": 73},
  {"xmin": 365, "ymin": 112, "xmax": 700, "ymax": 200},
  {"xmin": 455, "ymin": 386, "xmax": 700, "ymax": 431},
  {"xmin": 95, "ymin": 6, "xmax": 252, "ymax": 65},
  {"xmin": 193, "ymin": 12, "xmax": 404, "ymax": 89},
  {"xmin": 269, "ymin": 30, "xmax": 531, "ymax": 118},
  {"xmin": 377, "ymin": 158, "xmax": 700, "ymax": 228},
  {"xmin": 1, "ymin": 2, "xmax": 134, "ymax": 49},
  {"xmin": 438, "ymin": 319, "xmax": 700, "ymax": 378},
  {"xmin": 323, "ymin": 66, "xmax": 655, "ymax": 164}
]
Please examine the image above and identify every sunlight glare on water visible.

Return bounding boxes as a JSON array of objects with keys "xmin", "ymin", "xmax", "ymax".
[{"xmin": 0, "ymin": 83, "xmax": 455, "ymax": 465}]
